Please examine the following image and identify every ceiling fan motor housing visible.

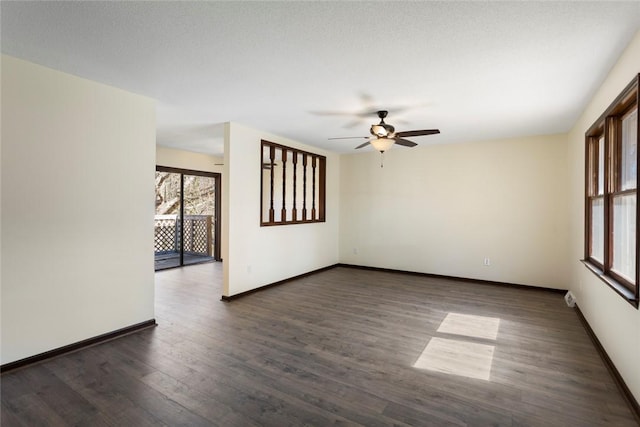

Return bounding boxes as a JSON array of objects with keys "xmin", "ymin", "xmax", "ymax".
[
  {"xmin": 371, "ymin": 110, "xmax": 395, "ymax": 137},
  {"xmin": 370, "ymin": 124, "xmax": 395, "ymax": 138}
]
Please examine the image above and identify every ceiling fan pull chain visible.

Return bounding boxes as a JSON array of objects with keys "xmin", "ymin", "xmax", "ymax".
[{"xmin": 380, "ymin": 152, "xmax": 384, "ymax": 168}]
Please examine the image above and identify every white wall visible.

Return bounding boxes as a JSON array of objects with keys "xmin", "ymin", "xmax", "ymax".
[
  {"xmin": 156, "ymin": 145, "xmax": 223, "ymax": 174},
  {"xmin": 223, "ymin": 122, "xmax": 339, "ymax": 297},
  {"xmin": 567, "ymin": 31, "xmax": 640, "ymax": 402},
  {"xmin": 1, "ymin": 56, "xmax": 156, "ymax": 364},
  {"xmin": 340, "ymin": 134, "xmax": 569, "ymax": 289}
]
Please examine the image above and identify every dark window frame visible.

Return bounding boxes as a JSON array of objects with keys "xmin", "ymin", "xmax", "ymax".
[
  {"xmin": 260, "ymin": 140, "xmax": 326, "ymax": 226},
  {"xmin": 583, "ymin": 74, "xmax": 639, "ymax": 308}
]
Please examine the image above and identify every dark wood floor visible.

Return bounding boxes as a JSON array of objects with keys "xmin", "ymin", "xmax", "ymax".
[{"xmin": 2, "ymin": 264, "xmax": 637, "ymax": 426}]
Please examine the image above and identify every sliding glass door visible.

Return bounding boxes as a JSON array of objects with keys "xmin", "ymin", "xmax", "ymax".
[
  {"xmin": 154, "ymin": 170, "xmax": 183, "ymax": 269},
  {"xmin": 154, "ymin": 166, "xmax": 221, "ymax": 271},
  {"xmin": 183, "ymin": 173, "xmax": 216, "ymax": 266}
]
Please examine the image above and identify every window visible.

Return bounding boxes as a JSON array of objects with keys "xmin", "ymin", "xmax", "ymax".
[
  {"xmin": 260, "ymin": 140, "xmax": 326, "ymax": 226},
  {"xmin": 584, "ymin": 74, "xmax": 639, "ymax": 307}
]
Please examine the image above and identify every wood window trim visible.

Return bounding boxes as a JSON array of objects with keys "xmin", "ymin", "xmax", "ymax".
[
  {"xmin": 583, "ymin": 74, "xmax": 639, "ymax": 308},
  {"xmin": 260, "ymin": 140, "xmax": 326, "ymax": 226}
]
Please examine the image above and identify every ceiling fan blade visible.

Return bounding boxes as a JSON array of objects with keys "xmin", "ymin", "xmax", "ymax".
[
  {"xmin": 395, "ymin": 129, "xmax": 440, "ymax": 138},
  {"xmin": 328, "ymin": 136, "xmax": 369, "ymax": 140},
  {"xmin": 355, "ymin": 141, "xmax": 371, "ymax": 149},
  {"xmin": 394, "ymin": 138, "xmax": 418, "ymax": 147}
]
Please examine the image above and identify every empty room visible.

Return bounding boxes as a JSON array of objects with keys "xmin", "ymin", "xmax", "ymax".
[{"xmin": 1, "ymin": 2, "xmax": 640, "ymax": 426}]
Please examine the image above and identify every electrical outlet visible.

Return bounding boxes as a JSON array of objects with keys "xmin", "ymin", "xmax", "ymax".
[{"xmin": 483, "ymin": 257, "xmax": 491, "ymax": 266}]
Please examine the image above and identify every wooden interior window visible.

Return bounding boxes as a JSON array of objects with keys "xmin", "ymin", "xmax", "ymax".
[
  {"xmin": 260, "ymin": 140, "xmax": 326, "ymax": 226},
  {"xmin": 584, "ymin": 74, "xmax": 639, "ymax": 307}
]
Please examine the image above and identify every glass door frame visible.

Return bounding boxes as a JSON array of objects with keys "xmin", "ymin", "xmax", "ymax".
[{"xmin": 155, "ymin": 166, "xmax": 222, "ymax": 269}]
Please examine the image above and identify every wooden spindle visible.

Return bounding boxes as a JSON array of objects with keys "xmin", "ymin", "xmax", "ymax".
[
  {"xmin": 292, "ymin": 153, "xmax": 298, "ymax": 221},
  {"xmin": 281, "ymin": 149, "xmax": 287, "ymax": 221},
  {"xmin": 269, "ymin": 145, "xmax": 275, "ymax": 223},
  {"xmin": 311, "ymin": 156, "xmax": 317, "ymax": 219},
  {"xmin": 302, "ymin": 154, "xmax": 308, "ymax": 220}
]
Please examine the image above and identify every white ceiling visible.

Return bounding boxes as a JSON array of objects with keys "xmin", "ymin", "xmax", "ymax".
[{"xmin": 2, "ymin": 2, "xmax": 639, "ymax": 156}]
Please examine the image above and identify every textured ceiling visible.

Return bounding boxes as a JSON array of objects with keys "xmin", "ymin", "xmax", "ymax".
[{"xmin": 2, "ymin": 1, "xmax": 639, "ymax": 156}]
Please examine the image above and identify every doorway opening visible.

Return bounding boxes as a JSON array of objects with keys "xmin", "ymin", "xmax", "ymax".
[{"xmin": 154, "ymin": 166, "xmax": 221, "ymax": 271}]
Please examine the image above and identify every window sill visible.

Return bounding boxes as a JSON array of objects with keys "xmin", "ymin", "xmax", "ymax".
[{"xmin": 581, "ymin": 260, "xmax": 639, "ymax": 308}]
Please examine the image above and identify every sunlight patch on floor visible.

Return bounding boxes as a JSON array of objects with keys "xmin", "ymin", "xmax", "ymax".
[
  {"xmin": 413, "ymin": 337, "xmax": 495, "ymax": 380},
  {"xmin": 437, "ymin": 313, "xmax": 500, "ymax": 340},
  {"xmin": 413, "ymin": 313, "xmax": 501, "ymax": 381}
]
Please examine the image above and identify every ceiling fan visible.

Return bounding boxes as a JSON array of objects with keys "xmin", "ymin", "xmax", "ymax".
[{"xmin": 329, "ymin": 110, "xmax": 440, "ymax": 152}]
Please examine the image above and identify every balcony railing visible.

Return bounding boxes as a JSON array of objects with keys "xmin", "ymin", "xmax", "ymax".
[{"xmin": 154, "ymin": 214, "xmax": 213, "ymax": 256}]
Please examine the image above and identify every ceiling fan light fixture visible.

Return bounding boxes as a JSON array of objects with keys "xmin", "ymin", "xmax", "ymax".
[{"xmin": 370, "ymin": 137, "xmax": 395, "ymax": 152}]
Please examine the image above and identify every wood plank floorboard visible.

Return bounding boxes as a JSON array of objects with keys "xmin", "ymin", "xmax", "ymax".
[{"xmin": 1, "ymin": 263, "xmax": 638, "ymax": 426}]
